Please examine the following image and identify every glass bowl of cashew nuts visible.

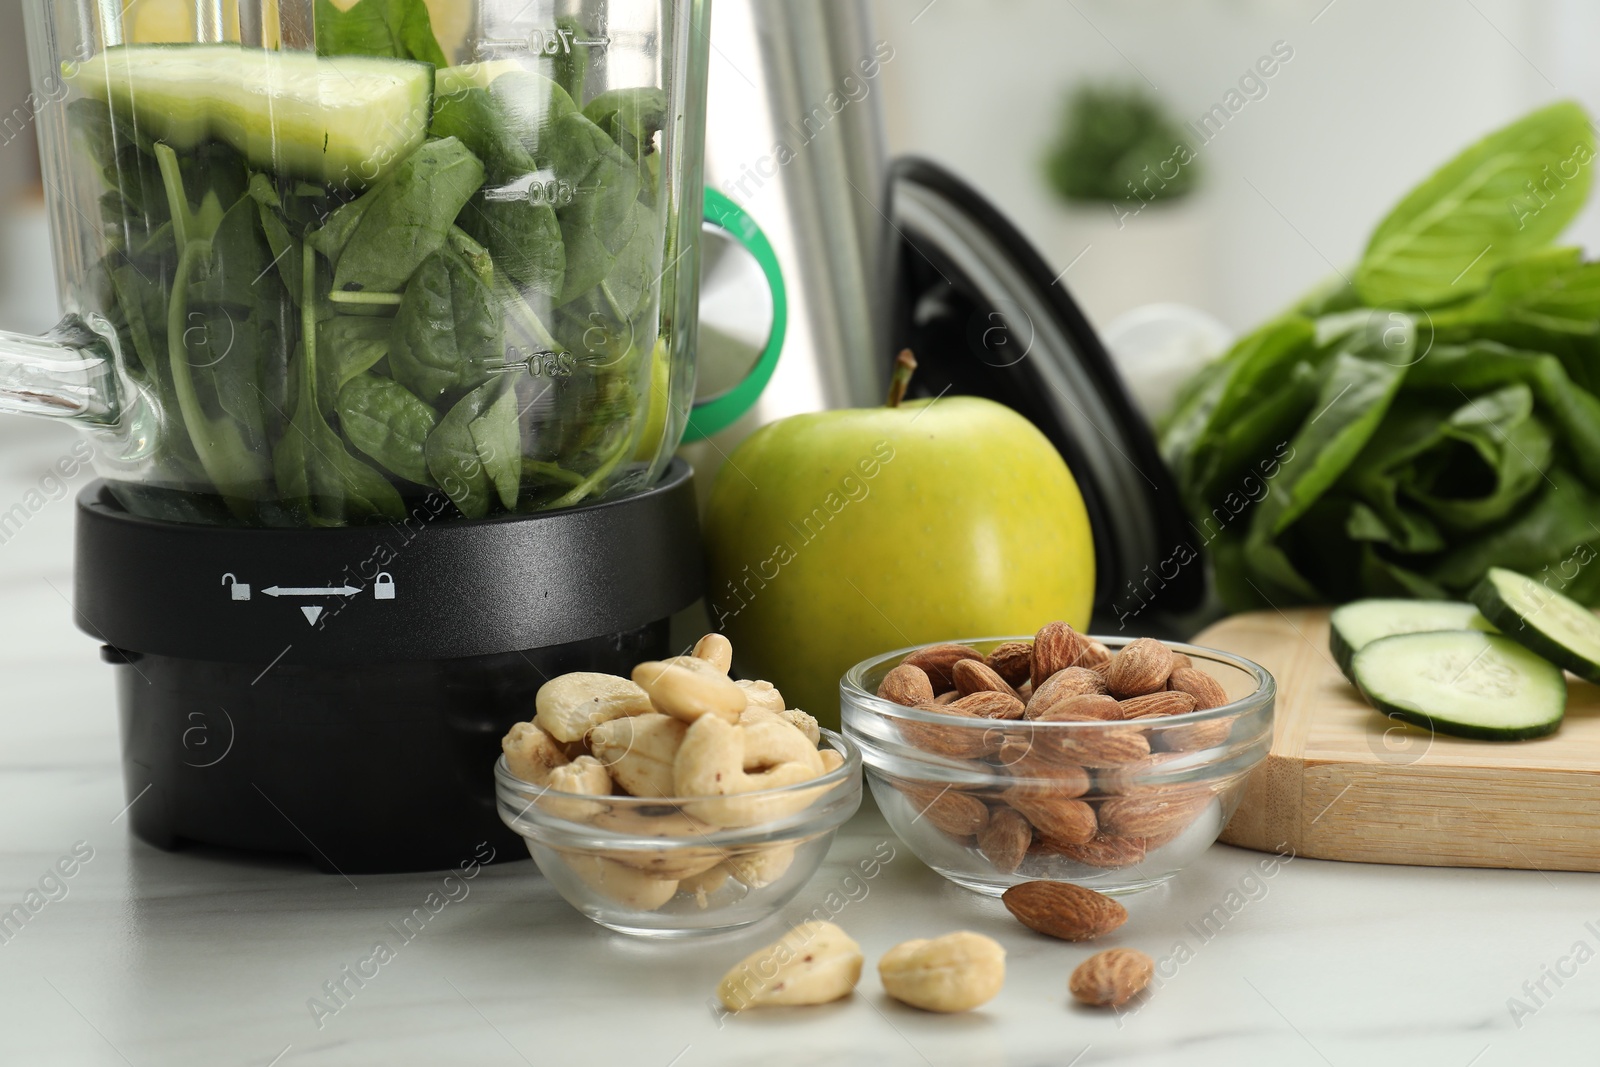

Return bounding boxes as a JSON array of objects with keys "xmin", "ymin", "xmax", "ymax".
[
  {"xmin": 841, "ymin": 625, "xmax": 1274, "ymax": 897},
  {"xmin": 495, "ymin": 634, "xmax": 863, "ymax": 937}
]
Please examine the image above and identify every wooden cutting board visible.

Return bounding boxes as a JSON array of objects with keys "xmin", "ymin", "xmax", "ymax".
[{"xmin": 1201, "ymin": 608, "xmax": 1600, "ymax": 872}]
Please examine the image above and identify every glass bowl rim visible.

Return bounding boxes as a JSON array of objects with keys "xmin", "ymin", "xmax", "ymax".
[
  {"xmin": 494, "ymin": 727, "xmax": 862, "ymax": 805},
  {"xmin": 841, "ymin": 634, "xmax": 1275, "ymax": 730}
]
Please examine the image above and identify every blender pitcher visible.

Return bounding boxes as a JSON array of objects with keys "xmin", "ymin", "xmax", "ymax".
[
  {"xmin": 15, "ymin": 0, "xmax": 751, "ymax": 526},
  {"xmin": 9, "ymin": 0, "xmax": 781, "ymax": 873}
]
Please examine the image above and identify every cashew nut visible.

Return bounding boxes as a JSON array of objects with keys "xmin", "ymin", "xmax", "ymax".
[
  {"xmin": 660, "ymin": 654, "xmax": 724, "ymax": 676},
  {"xmin": 693, "ymin": 632, "xmax": 733, "ymax": 673},
  {"xmin": 743, "ymin": 716, "xmax": 825, "ymax": 775},
  {"xmin": 778, "ymin": 708, "xmax": 821, "ymax": 747},
  {"xmin": 680, "ymin": 865, "xmax": 731, "ymax": 908},
  {"xmin": 535, "ymin": 672, "xmax": 654, "ymax": 742},
  {"xmin": 502, "ymin": 721, "xmax": 568, "ymax": 785},
  {"xmin": 878, "ymin": 931, "xmax": 1006, "ymax": 1013},
  {"xmin": 562, "ymin": 853, "xmax": 678, "ymax": 911},
  {"xmin": 633, "ymin": 660, "xmax": 747, "ymax": 724},
  {"xmin": 724, "ymin": 843, "xmax": 797, "ymax": 888},
  {"xmin": 716, "ymin": 921, "xmax": 863, "ymax": 1010},
  {"xmin": 588, "ymin": 713, "xmax": 687, "ymax": 798},
  {"xmin": 736, "ymin": 678, "xmax": 786, "ymax": 713},
  {"xmin": 590, "ymin": 807, "xmax": 724, "ymax": 879},
  {"xmin": 538, "ymin": 755, "xmax": 613, "ymax": 821},
  {"xmin": 674, "ymin": 715, "xmax": 821, "ymax": 827},
  {"xmin": 818, "ymin": 748, "xmax": 845, "ymax": 774}
]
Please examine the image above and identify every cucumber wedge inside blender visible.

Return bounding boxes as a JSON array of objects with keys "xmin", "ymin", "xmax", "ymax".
[{"xmin": 70, "ymin": 45, "xmax": 433, "ymax": 186}]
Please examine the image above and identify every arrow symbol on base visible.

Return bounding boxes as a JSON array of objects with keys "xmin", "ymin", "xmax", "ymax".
[
  {"xmin": 263, "ymin": 585, "xmax": 361, "ymax": 597},
  {"xmin": 300, "ymin": 606, "xmax": 324, "ymax": 626}
]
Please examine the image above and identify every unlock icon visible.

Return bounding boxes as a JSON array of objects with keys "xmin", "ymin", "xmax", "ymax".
[
  {"xmin": 222, "ymin": 573, "xmax": 251, "ymax": 601},
  {"xmin": 374, "ymin": 573, "xmax": 396, "ymax": 600}
]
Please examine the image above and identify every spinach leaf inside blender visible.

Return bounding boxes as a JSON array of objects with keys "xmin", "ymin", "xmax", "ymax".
[{"xmin": 68, "ymin": 27, "xmax": 668, "ymax": 526}]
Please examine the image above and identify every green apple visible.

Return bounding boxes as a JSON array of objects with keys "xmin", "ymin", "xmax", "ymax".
[{"xmin": 702, "ymin": 370, "xmax": 1094, "ymax": 729}]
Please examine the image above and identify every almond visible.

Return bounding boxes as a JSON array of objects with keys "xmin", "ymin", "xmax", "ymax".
[
  {"xmin": 1031, "ymin": 622, "xmax": 1085, "ymax": 687},
  {"xmin": 933, "ymin": 690, "xmax": 961, "ymax": 705},
  {"xmin": 985, "ymin": 641, "xmax": 1034, "ymax": 688},
  {"xmin": 1078, "ymin": 640, "xmax": 1113, "ymax": 670},
  {"xmin": 952, "ymin": 658, "xmax": 1022, "ymax": 700},
  {"xmin": 910, "ymin": 788, "xmax": 991, "ymax": 838},
  {"xmin": 1167, "ymin": 666, "xmax": 1229, "ymax": 709},
  {"xmin": 1001, "ymin": 880, "xmax": 1127, "ymax": 941},
  {"xmin": 1004, "ymin": 791, "xmax": 1096, "ymax": 843},
  {"xmin": 1029, "ymin": 721, "xmax": 1151, "ymax": 767},
  {"xmin": 1097, "ymin": 788, "xmax": 1211, "ymax": 846},
  {"xmin": 1117, "ymin": 691, "xmax": 1196, "ymax": 720},
  {"xmin": 1031, "ymin": 692, "xmax": 1123, "ymax": 722},
  {"xmin": 1105, "ymin": 638, "xmax": 1173, "ymax": 698},
  {"xmin": 1070, "ymin": 948, "xmax": 1153, "ymax": 1007},
  {"xmin": 1095, "ymin": 753, "xmax": 1183, "ymax": 796},
  {"xmin": 899, "ymin": 705, "xmax": 1002, "ymax": 760},
  {"xmin": 977, "ymin": 807, "xmax": 1032, "ymax": 872},
  {"xmin": 1026, "ymin": 667, "xmax": 1106, "ymax": 715},
  {"xmin": 1156, "ymin": 717, "xmax": 1236, "ymax": 753},
  {"xmin": 902, "ymin": 643, "xmax": 983, "ymax": 693},
  {"xmin": 1169, "ymin": 652, "xmax": 1194, "ymax": 673},
  {"xmin": 998, "ymin": 739, "xmax": 1090, "ymax": 794},
  {"xmin": 949, "ymin": 690, "xmax": 1026, "ymax": 720},
  {"xmin": 1035, "ymin": 833, "xmax": 1148, "ymax": 869},
  {"xmin": 878, "ymin": 663, "xmax": 934, "ymax": 707}
]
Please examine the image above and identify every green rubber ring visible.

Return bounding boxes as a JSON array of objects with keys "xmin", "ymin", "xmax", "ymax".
[{"xmin": 683, "ymin": 187, "xmax": 787, "ymax": 442}]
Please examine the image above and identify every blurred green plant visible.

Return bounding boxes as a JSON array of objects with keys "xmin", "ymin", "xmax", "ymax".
[{"xmin": 1043, "ymin": 83, "xmax": 1199, "ymax": 205}]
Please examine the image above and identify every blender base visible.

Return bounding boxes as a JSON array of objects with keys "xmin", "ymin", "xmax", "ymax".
[
  {"xmin": 110, "ymin": 624, "xmax": 668, "ymax": 874},
  {"xmin": 76, "ymin": 458, "xmax": 704, "ymax": 874}
]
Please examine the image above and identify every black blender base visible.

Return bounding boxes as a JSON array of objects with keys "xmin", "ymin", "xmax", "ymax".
[{"xmin": 112, "ymin": 622, "xmax": 667, "ymax": 875}]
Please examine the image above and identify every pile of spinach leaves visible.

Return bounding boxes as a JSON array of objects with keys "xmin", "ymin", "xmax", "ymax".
[
  {"xmin": 76, "ymin": 0, "xmax": 670, "ymax": 526},
  {"xmin": 1161, "ymin": 101, "xmax": 1600, "ymax": 609}
]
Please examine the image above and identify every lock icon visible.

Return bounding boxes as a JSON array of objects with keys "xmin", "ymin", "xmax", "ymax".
[
  {"xmin": 373, "ymin": 573, "xmax": 396, "ymax": 601},
  {"xmin": 221, "ymin": 573, "xmax": 251, "ymax": 601}
]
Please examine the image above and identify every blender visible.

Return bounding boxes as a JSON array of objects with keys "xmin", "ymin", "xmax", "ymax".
[{"xmin": 9, "ymin": 0, "xmax": 781, "ymax": 872}]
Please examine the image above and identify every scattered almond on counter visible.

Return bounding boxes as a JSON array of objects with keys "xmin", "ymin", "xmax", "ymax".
[
  {"xmin": 1069, "ymin": 948, "xmax": 1154, "ymax": 1007},
  {"xmin": 1001, "ymin": 880, "xmax": 1127, "ymax": 941}
]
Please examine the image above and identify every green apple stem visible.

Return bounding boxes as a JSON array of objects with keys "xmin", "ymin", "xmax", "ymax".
[{"xmin": 887, "ymin": 349, "xmax": 917, "ymax": 408}]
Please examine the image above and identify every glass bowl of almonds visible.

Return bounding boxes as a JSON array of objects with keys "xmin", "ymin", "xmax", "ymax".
[
  {"xmin": 495, "ymin": 635, "xmax": 863, "ymax": 937},
  {"xmin": 841, "ymin": 624, "xmax": 1273, "ymax": 896}
]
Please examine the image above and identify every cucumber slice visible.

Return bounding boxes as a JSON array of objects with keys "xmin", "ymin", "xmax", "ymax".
[
  {"xmin": 1351, "ymin": 630, "xmax": 1566, "ymax": 741},
  {"xmin": 70, "ymin": 45, "xmax": 433, "ymax": 186},
  {"xmin": 1329, "ymin": 598, "xmax": 1494, "ymax": 679},
  {"xmin": 1471, "ymin": 566, "xmax": 1600, "ymax": 682}
]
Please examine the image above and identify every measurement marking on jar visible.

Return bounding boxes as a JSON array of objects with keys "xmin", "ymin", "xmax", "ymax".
[
  {"xmin": 527, "ymin": 178, "xmax": 575, "ymax": 207},
  {"xmin": 528, "ymin": 28, "xmax": 611, "ymax": 53},
  {"xmin": 491, "ymin": 348, "xmax": 575, "ymax": 378}
]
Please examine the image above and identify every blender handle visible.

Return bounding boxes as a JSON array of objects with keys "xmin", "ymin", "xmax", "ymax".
[
  {"xmin": 0, "ymin": 314, "xmax": 123, "ymax": 426},
  {"xmin": 683, "ymin": 188, "xmax": 787, "ymax": 442}
]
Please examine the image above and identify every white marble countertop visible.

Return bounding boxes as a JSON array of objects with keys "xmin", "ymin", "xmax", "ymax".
[{"xmin": 1, "ymin": 421, "xmax": 1596, "ymax": 1066}]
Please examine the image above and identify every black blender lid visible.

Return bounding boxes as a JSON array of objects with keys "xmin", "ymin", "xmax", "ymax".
[{"xmin": 885, "ymin": 156, "xmax": 1203, "ymax": 623}]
